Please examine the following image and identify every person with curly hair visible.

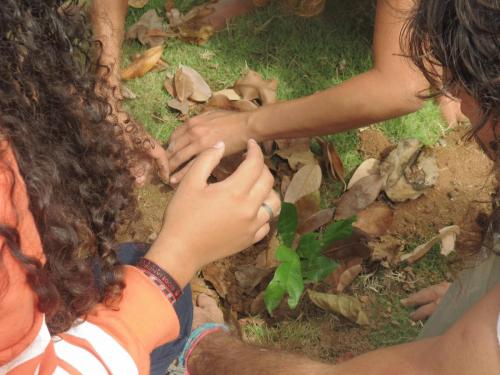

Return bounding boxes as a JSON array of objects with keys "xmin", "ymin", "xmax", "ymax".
[
  {"xmin": 0, "ymin": 0, "xmax": 280, "ymax": 374},
  {"xmin": 169, "ymin": 1, "xmax": 500, "ymax": 374}
]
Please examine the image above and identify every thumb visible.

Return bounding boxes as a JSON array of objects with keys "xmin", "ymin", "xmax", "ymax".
[{"xmin": 181, "ymin": 141, "xmax": 225, "ymax": 186}]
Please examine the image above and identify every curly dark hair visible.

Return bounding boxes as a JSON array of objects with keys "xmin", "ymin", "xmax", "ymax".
[
  {"xmin": 0, "ymin": 0, "xmax": 137, "ymax": 333},
  {"xmin": 403, "ymin": 0, "xmax": 499, "ymax": 129}
]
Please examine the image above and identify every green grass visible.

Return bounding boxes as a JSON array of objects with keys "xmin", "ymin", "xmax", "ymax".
[{"xmin": 124, "ymin": 0, "xmax": 449, "ymax": 359}]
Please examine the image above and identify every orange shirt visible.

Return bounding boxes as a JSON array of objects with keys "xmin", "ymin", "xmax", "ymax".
[{"xmin": 0, "ymin": 142, "xmax": 180, "ymax": 374}]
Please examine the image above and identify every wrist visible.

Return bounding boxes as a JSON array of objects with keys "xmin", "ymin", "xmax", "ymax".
[
  {"xmin": 145, "ymin": 232, "xmax": 199, "ymax": 288},
  {"xmin": 246, "ymin": 107, "xmax": 266, "ymax": 143}
]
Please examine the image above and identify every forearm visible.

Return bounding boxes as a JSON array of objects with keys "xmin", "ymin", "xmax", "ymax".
[
  {"xmin": 187, "ymin": 331, "xmax": 438, "ymax": 375},
  {"xmin": 248, "ymin": 68, "xmax": 424, "ymax": 141},
  {"xmin": 90, "ymin": 0, "xmax": 128, "ymax": 79}
]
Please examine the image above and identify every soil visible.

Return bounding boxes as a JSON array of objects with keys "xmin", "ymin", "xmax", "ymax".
[
  {"xmin": 359, "ymin": 127, "xmax": 495, "ymax": 254},
  {"xmin": 122, "ymin": 125, "xmax": 496, "ymax": 361}
]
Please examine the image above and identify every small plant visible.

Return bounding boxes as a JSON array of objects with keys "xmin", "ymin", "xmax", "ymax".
[{"xmin": 264, "ymin": 202, "xmax": 355, "ymax": 314}]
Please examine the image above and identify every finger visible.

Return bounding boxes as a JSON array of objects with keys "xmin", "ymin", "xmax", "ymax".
[
  {"xmin": 256, "ymin": 190, "xmax": 281, "ymax": 226},
  {"xmin": 253, "ymin": 223, "xmax": 271, "ymax": 243},
  {"xmin": 169, "ymin": 144, "xmax": 202, "ymax": 173},
  {"xmin": 223, "ymin": 139, "xmax": 264, "ymax": 192},
  {"xmin": 170, "ymin": 160, "xmax": 194, "ymax": 185},
  {"xmin": 168, "ymin": 124, "xmax": 188, "ymax": 146},
  {"xmin": 150, "ymin": 146, "xmax": 169, "ymax": 183},
  {"xmin": 249, "ymin": 167, "xmax": 275, "ymax": 203},
  {"xmin": 167, "ymin": 132, "xmax": 192, "ymax": 157},
  {"xmin": 181, "ymin": 141, "xmax": 225, "ymax": 186},
  {"xmin": 410, "ymin": 302, "xmax": 438, "ymax": 321},
  {"xmin": 401, "ymin": 282, "xmax": 450, "ymax": 307}
]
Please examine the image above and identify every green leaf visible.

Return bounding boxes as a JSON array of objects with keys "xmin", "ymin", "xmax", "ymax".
[
  {"xmin": 278, "ymin": 202, "xmax": 298, "ymax": 247},
  {"xmin": 302, "ymin": 255, "xmax": 338, "ymax": 283},
  {"xmin": 266, "ymin": 245, "xmax": 304, "ymax": 312},
  {"xmin": 321, "ymin": 216, "xmax": 356, "ymax": 250},
  {"xmin": 296, "ymin": 233, "xmax": 321, "ymax": 259},
  {"xmin": 264, "ymin": 278, "xmax": 286, "ymax": 314}
]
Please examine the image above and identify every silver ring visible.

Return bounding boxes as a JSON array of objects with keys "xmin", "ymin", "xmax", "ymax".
[{"xmin": 261, "ymin": 202, "xmax": 274, "ymax": 221}]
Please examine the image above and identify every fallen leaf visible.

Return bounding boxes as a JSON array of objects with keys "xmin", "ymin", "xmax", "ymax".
[
  {"xmin": 401, "ymin": 225, "xmax": 460, "ymax": 263},
  {"xmin": 212, "ymin": 152, "xmax": 245, "ymax": 181},
  {"xmin": 275, "ymin": 138, "xmax": 310, "ymax": 150},
  {"xmin": 234, "ymin": 70, "xmax": 278, "ymax": 105},
  {"xmin": 174, "ymin": 68, "xmax": 194, "ymax": 102},
  {"xmin": 335, "ymin": 174, "xmax": 384, "ymax": 220},
  {"xmin": 165, "ymin": 0, "xmax": 175, "ymax": 12},
  {"xmin": 167, "ymin": 98, "xmax": 189, "ymax": 114},
  {"xmin": 440, "ymin": 225, "xmax": 460, "ymax": 256},
  {"xmin": 150, "ymin": 58, "xmax": 169, "ymax": 73},
  {"xmin": 167, "ymin": 4, "xmax": 216, "ymax": 45},
  {"xmin": 177, "ymin": 65, "xmax": 212, "ymax": 102},
  {"xmin": 353, "ymin": 202, "xmax": 393, "ymax": 237},
  {"xmin": 213, "ymin": 89, "xmax": 241, "ymax": 101},
  {"xmin": 307, "ymin": 290, "xmax": 370, "ymax": 325},
  {"xmin": 380, "ymin": 140, "xmax": 439, "ymax": 202},
  {"xmin": 297, "ymin": 208, "xmax": 334, "ymax": 234},
  {"xmin": 190, "ymin": 277, "xmax": 219, "ymax": 302},
  {"xmin": 368, "ymin": 235, "xmax": 405, "ymax": 266},
  {"xmin": 325, "ymin": 229, "xmax": 371, "ymax": 261},
  {"xmin": 163, "ymin": 78, "xmax": 176, "ymax": 97},
  {"xmin": 336, "ymin": 264, "xmax": 363, "ymax": 292},
  {"xmin": 280, "ymin": 175, "xmax": 291, "ymax": 197},
  {"xmin": 121, "ymin": 45, "xmax": 164, "ymax": 80},
  {"xmin": 128, "ymin": 0, "xmax": 149, "ymax": 8},
  {"xmin": 347, "ymin": 158, "xmax": 380, "ymax": 189},
  {"xmin": 256, "ymin": 234, "xmax": 281, "ymax": 269},
  {"xmin": 204, "ymin": 95, "xmax": 234, "ymax": 112},
  {"xmin": 126, "ymin": 9, "xmax": 165, "ymax": 46},
  {"xmin": 295, "ymin": 191, "xmax": 321, "ymax": 228},
  {"xmin": 202, "ymin": 262, "xmax": 230, "ymax": 298},
  {"xmin": 276, "ymin": 140, "xmax": 317, "ymax": 171},
  {"xmin": 324, "ymin": 257, "xmax": 363, "ymax": 290},
  {"xmin": 284, "ymin": 164, "xmax": 322, "ymax": 204},
  {"xmin": 322, "ymin": 140, "xmax": 345, "ymax": 186},
  {"xmin": 235, "ymin": 265, "xmax": 272, "ymax": 293},
  {"xmin": 121, "ymin": 86, "xmax": 137, "ymax": 100},
  {"xmin": 231, "ymin": 99, "xmax": 259, "ymax": 112}
]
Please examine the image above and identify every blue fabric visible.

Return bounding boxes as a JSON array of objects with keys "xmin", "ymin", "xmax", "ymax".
[{"xmin": 117, "ymin": 243, "xmax": 193, "ymax": 375}]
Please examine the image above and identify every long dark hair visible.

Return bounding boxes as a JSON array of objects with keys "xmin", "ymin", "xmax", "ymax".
[
  {"xmin": 403, "ymin": 0, "xmax": 499, "ymax": 129},
  {"xmin": 0, "ymin": 0, "xmax": 137, "ymax": 333}
]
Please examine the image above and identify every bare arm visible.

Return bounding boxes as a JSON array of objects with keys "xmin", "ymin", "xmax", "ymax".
[
  {"xmin": 188, "ymin": 284, "xmax": 500, "ymax": 375},
  {"xmin": 168, "ymin": 0, "xmax": 427, "ymax": 180},
  {"xmin": 249, "ymin": 0, "xmax": 426, "ymax": 140}
]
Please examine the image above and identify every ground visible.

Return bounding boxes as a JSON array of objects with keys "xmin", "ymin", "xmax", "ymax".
[{"xmin": 118, "ymin": 0, "xmax": 495, "ymax": 363}]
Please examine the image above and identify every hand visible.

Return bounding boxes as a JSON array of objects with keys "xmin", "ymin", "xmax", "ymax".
[
  {"xmin": 167, "ymin": 111, "xmax": 252, "ymax": 184},
  {"xmin": 437, "ymin": 95, "xmax": 469, "ymax": 128},
  {"xmin": 401, "ymin": 281, "xmax": 451, "ymax": 321},
  {"xmin": 130, "ymin": 136, "xmax": 170, "ymax": 186},
  {"xmin": 146, "ymin": 139, "xmax": 281, "ymax": 287}
]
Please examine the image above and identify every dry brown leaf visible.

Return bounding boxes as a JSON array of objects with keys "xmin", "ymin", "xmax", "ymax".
[
  {"xmin": 231, "ymin": 100, "xmax": 259, "ymax": 112},
  {"xmin": 177, "ymin": 65, "xmax": 212, "ymax": 102},
  {"xmin": 150, "ymin": 58, "xmax": 169, "ymax": 73},
  {"xmin": 212, "ymin": 153, "xmax": 245, "ymax": 181},
  {"xmin": 440, "ymin": 225, "xmax": 460, "ymax": 256},
  {"xmin": 275, "ymin": 138, "xmax": 310, "ymax": 150},
  {"xmin": 167, "ymin": 4, "xmax": 216, "ymax": 45},
  {"xmin": 322, "ymin": 140, "xmax": 345, "ymax": 185},
  {"xmin": 325, "ymin": 230, "xmax": 371, "ymax": 261},
  {"xmin": 280, "ymin": 175, "xmax": 291, "ymax": 198},
  {"xmin": 284, "ymin": 164, "xmax": 322, "ymax": 203},
  {"xmin": 324, "ymin": 257, "xmax": 363, "ymax": 290},
  {"xmin": 126, "ymin": 9, "xmax": 165, "ymax": 46},
  {"xmin": 336, "ymin": 264, "xmax": 363, "ymax": 292},
  {"xmin": 297, "ymin": 208, "xmax": 334, "ymax": 234},
  {"xmin": 256, "ymin": 234, "xmax": 281, "ymax": 269},
  {"xmin": 202, "ymin": 262, "xmax": 230, "ymax": 298},
  {"xmin": 167, "ymin": 98, "xmax": 189, "ymax": 114},
  {"xmin": 369, "ymin": 235, "xmax": 405, "ymax": 266},
  {"xmin": 275, "ymin": 140, "xmax": 317, "ymax": 171},
  {"xmin": 401, "ymin": 225, "xmax": 460, "ymax": 263},
  {"xmin": 307, "ymin": 290, "xmax": 370, "ymax": 325},
  {"xmin": 163, "ymin": 78, "xmax": 176, "ymax": 97},
  {"xmin": 121, "ymin": 86, "xmax": 137, "ymax": 100},
  {"xmin": 234, "ymin": 265, "xmax": 272, "ymax": 293},
  {"xmin": 296, "ymin": 191, "xmax": 321, "ymax": 228},
  {"xmin": 348, "ymin": 158, "xmax": 380, "ymax": 189},
  {"xmin": 121, "ymin": 45, "xmax": 164, "ymax": 80},
  {"xmin": 165, "ymin": 0, "xmax": 175, "ymax": 12},
  {"xmin": 190, "ymin": 277, "xmax": 219, "ymax": 302},
  {"xmin": 335, "ymin": 174, "xmax": 384, "ymax": 220},
  {"xmin": 128, "ymin": 0, "xmax": 149, "ymax": 8},
  {"xmin": 353, "ymin": 202, "xmax": 393, "ymax": 237},
  {"xmin": 174, "ymin": 68, "xmax": 194, "ymax": 102},
  {"xmin": 234, "ymin": 70, "xmax": 278, "ymax": 105},
  {"xmin": 213, "ymin": 89, "xmax": 241, "ymax": 101}
]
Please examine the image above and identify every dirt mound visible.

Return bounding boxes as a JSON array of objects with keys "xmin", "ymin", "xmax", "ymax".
[{"xmin": 358, "ymin": 127, "xmax": 494, "ymax": 251}]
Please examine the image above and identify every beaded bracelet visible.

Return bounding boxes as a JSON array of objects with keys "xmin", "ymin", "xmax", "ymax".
[
  {"xmin": 135, "ymin": 257, "xmax": 182, "ymax": 304},
  {"xmin": 178, "ymin": 323, "xmax": 230, "ymax": 375}
]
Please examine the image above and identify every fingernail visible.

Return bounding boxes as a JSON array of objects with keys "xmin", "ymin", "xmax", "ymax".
[
  {"xmin": 170, "ymin": 177, "xmax": 177, "ymax": 184},
  {"xmin": 213, "ymin": 141, "xmax": 224, "ymax": 149}
]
